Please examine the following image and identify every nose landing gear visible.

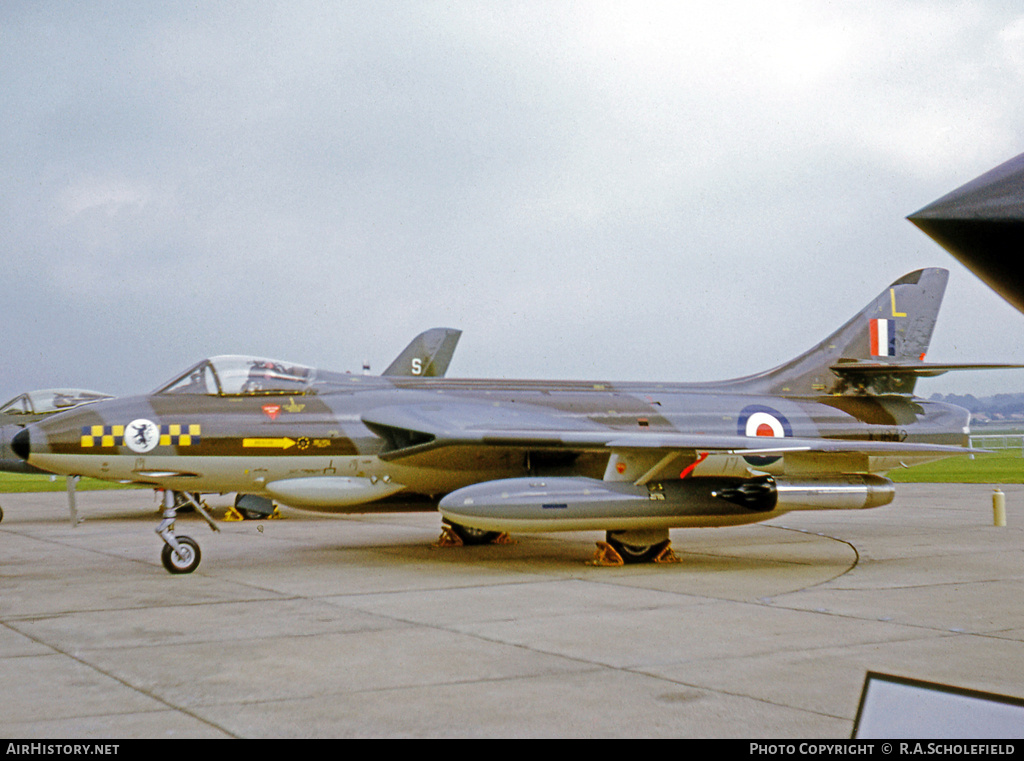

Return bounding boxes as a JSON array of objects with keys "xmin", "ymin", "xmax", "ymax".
[{"xmin": 155, "ymin": 490, "xmax": 218, "ymax": 574}]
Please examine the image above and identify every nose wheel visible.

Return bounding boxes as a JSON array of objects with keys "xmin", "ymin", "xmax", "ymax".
[
  {"xmin": 161, "ymin": 535, "xmax": 201, "ymax": 574},
  {"xmin": 155, "ymin": 490, "xmax": 218, "ymax": 575}
]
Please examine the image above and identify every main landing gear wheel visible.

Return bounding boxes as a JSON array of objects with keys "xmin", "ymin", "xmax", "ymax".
[
  {"xmin": 450, "ymin": 522, "xmax": 502, "ymax": 545},
  {"xmin": 229, "ymin": 493, "xmax": 278, "ymax": 521},
  {"xmin": 592, "ymin": 530, "xmax": 678, "ymax": 566},
  {"xmin": 437, "ymin": 521, "xmax": 511, "ymax": 547},
  {"xmin": 161, "ymin": 535, "xmax": 201, "ymax": 574}
]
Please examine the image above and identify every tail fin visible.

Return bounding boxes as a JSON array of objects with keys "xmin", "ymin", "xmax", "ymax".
[
  {"xmin": 382, "ymin": 328, "xmax": 462, "ymax": 378},
  {"xmin": 729, "ymin": 269, "xmax": 949, "ymax": 396}
]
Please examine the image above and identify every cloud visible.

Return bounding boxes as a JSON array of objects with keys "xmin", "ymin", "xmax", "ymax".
[{"xmin": 2, "ymin": 2, "xmax": 1024, "ymax": 399}]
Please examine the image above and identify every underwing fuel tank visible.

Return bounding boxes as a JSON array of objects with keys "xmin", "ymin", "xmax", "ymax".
[
  {"xmin": 438, "ymin": 475, "xmax": 895, "ymax": 533},
  {"xmin": 265, "ymin": 477, "xmax": 406, "ymax": 511}
]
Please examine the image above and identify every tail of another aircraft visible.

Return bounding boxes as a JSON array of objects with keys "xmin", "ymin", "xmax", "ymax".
[
  {"xmin": 726, "ymin": 268, "xmax": 950, "ymax": 396},
  {"xmin": 382, "ymin": 328, "xmax": 462, "ymax": 378}
]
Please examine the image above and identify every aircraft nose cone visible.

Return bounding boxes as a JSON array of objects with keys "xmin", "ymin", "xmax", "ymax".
[
  {"xmin": 11, "ymin": 427, "xmax": 30, "ymax": 461},
  {"xmin": 908, "ymin": 151, "xmax": 1024, "ymax": 313}
]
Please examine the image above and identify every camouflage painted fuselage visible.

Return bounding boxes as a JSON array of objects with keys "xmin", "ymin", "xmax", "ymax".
[{"xmin": 21, "ymin": 373, "xmax": 969, "ymax": 510}]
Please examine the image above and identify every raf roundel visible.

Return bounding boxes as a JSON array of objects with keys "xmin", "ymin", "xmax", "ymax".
[
  {"xmin": 737, "ymin": 405, "xmax": 792, "ymax": 466},
  {"xmin": 125, "ymin": 419, "xmax": 161, "ymax": 454},
  {"xmin": 744, "ymin": 411, "xmax": 786, "ymax": 438}
]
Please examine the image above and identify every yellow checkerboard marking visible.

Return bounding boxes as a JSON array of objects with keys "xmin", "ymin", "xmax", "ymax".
[
  {"xmin": 80, "ymin": 425, "xmax": 125, "ymax": 448},
  {"xmin": 160, "ymin": 423, "xmax": 202, "ymax": 447},
  {"xmin": 81, "ymin": 423, "xmax": 199, "ymax": 448}
]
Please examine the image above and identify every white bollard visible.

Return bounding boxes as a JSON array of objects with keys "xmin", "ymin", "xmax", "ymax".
[{"xmin": 993, "ymin": 489, "xmax": 1006, "ymax": 527}]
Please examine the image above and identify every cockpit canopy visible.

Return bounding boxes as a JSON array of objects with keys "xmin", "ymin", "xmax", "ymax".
[
  {"xmin": 0, "ymin": 389, "xmax": 114, "ymax": 416},
  {"xmin": 156, "ymin": 356, "xmax": 316, "ymax": 396}
]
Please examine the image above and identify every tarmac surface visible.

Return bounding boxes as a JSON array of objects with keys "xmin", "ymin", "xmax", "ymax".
[{"xmin": 1, "ymin": 483, "xmax": 1023, "ymax": 738}]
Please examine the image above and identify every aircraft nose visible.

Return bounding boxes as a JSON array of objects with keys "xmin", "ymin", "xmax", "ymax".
[
  {"xmin": 11, "ymin": 427, "xmax": 29, "ymax": 461},
  {"xmin": 0, "ymin": 424, "xmax": 47, "ymax": 474}
]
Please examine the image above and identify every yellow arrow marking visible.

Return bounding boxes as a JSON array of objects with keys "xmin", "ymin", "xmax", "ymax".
[{"xmin": 243, "ymin": 437, "xmax": 296, "ymax": 450}]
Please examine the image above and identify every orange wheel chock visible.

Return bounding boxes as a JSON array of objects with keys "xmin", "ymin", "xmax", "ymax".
[
  {"xmin": 588, "ymin": 541, "xmax": 625, "ymax": 567},
  {"xmin": 653, "ymin": 543, "xmax": 680, "ymax": 564},
  {"xmin": 434, "ymin": 525, "xmax": 464, "ymax": 547}
]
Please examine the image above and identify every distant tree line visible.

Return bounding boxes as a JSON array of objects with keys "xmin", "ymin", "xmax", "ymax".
[{"xmin": 928, "ymin": 392, "xmax": 1024, "ymax": 417}]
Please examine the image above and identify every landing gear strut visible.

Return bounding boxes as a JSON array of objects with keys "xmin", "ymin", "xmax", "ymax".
[{"xmin": 155, "ymin": 490, "xmax": 219, "ymax": 574}]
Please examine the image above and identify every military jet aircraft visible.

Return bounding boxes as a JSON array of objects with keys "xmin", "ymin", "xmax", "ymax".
[
  {"xmin": 10, "ymin": 269, "xmax": 1013, "ymax": 573},
  {"xmin": 0, "ymin": 388, "xmax": 113, "ymax": 524},
  {"xmin": 1, "ymin": 388, "xmax": 113, "ymax": 474}
]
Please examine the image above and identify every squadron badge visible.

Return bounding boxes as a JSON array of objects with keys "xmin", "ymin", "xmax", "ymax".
[{"xmin": 125, "ymin": 419, "xmax": 161, "ymax": 453}]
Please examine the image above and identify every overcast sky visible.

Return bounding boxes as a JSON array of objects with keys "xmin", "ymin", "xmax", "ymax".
[{"xmin": 4, "ymin": 1, "xmax": 1024, "ymax": 403}]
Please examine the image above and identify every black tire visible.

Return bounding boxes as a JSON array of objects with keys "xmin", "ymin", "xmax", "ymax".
[
  {"xmin": 447, "ymin": 522, "xmax": 502, "ymax": 546},
  {"xmin": 605, "ymin": 532, "xmax": 670, "ymax": 564},
  {"xmin": 161, "ymin": 536, "xmax": 201, "ymax": 574},
  {"xmin": 0, "ymin": 504, "xmax": 4, "ymax": 523},
  {"xmin": 235, "ymin": 494, "xmax": 275, "ymax": 520}
]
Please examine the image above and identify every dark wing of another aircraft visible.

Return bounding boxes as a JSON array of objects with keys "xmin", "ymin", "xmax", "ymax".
[{"xmin": 909, "ymin": 152, "xmax": 1024, "ymax": 313}]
